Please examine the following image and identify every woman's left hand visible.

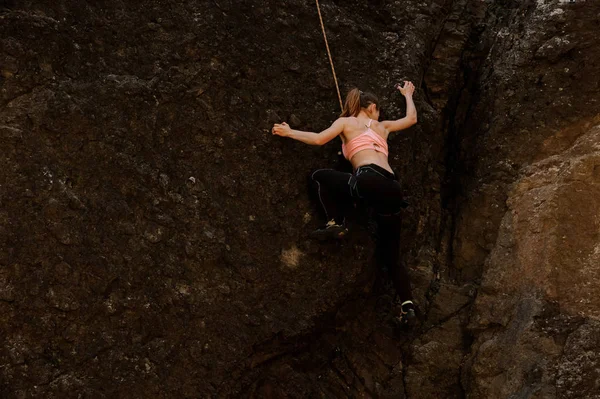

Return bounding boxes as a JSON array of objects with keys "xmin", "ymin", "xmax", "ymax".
[{"xmin": 272, "ymin": 122, "xmax": 292, "ymax": 137}]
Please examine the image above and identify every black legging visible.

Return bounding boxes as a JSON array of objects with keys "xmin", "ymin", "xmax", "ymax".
[{"xmin": 310, "ymin": 164, "xmax": 413, "ymax": 302}]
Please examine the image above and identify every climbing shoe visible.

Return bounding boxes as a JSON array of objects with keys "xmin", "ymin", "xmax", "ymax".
[
  {"xmin": 393, "ymin": 300, "xmax": 417, "ymax": 328},
  {"xmin": 400, "ymin": 301, "xmax": 417, "ymax": 326},
  {"xmin": 310, "ymin": 220, "xmax": 348, "ymax": 241}
]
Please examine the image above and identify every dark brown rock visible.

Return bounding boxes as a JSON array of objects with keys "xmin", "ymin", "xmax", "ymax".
[{"xmin": 1, "ymin": 0, "xmax": 600, "ymax": 398}]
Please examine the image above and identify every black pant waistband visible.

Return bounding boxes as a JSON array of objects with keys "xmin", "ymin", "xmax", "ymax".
[{"xmin": 355, "ymin": 164, "xmax": 396, "ymax": 180}]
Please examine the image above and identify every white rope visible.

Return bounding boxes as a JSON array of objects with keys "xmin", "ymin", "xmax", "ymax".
[{"xmin": 315, "ymin": 0, "xmax": 343, "ymax": 111}]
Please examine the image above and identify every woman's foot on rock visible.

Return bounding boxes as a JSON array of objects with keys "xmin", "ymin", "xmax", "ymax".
[{"xmin": 309, "ymin": 220, "xmax": 348, "ymax": 241}]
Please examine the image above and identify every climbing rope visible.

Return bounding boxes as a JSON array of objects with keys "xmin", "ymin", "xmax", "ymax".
[{"xmin": 315, "ymin": 0, "xmax": 343, "ymax": 111}]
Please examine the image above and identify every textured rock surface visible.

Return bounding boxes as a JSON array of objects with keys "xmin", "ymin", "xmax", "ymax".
[
  {"xmin": 0, "ymin": 1, "xmax": 442, "ymax": 397},
  {"xmin": 454, "ymin": 1, "xmax": 600, "ymax": 398},
  {"xmin": 1, "ymin": 0, "xmax": 599, "ymax": 398},
  {"xmin": 465, "ymin": 124, "xmax": 600, "ymax": 398}
]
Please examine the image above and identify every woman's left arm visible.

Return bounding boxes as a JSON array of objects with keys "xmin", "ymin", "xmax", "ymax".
[{"xmin": 272, "ymin": 118, "xmax": 345, "ymax": 146}]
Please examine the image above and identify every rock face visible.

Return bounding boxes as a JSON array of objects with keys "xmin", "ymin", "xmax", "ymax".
[
  {"xmin": 1, "ymin": 0, "xmax": 599, "ymax": 398},
  {"xmin": 452, "ymin": 2, "xmax": 600, "ymax": 398},
  {"xmin": 464, "ymin": 124, "xmax": 600, "ymax": 398}
]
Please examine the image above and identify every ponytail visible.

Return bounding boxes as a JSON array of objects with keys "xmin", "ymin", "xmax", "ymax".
[
  {"xmin": 340, "ymin": 88, "xmax": 379, "ymax": 117},
  {"xmin": 341, "ymin": 88, "xmax": 361, "ymax": 117}
]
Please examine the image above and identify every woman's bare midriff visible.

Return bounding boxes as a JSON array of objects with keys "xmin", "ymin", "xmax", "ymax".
[{"xmin": 350, "ymin": 149, "xmax": 394, "ymax": 174}]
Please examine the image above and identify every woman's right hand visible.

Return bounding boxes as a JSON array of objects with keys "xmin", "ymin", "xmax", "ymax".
[{"xmin": 396, "ymin": 81, "xmax": 415, "ymax": 97}]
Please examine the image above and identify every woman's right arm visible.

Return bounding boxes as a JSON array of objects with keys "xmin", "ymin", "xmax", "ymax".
[
  {"xmin": 382, "ymin": 81, "xmax": 417, "ymax": 133},
  {"xmin": 272, "ymin": 118, "xmax": 345, "ymax": 146}
]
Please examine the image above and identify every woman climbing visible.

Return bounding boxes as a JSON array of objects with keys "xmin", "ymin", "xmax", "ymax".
[{"xmin": 271, "ymin": 81, "xmax": 418, "ymax": 324}]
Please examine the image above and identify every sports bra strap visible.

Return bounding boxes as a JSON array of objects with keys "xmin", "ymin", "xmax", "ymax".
[{"xmin": 366, "ymin": 119, "xmax": 372, "ymax": 128}]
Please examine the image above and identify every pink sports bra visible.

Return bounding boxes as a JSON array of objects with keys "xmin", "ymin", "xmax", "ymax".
[{"xmin": 341, "ymin": 119, "xmax": 389, "ymax": 160}]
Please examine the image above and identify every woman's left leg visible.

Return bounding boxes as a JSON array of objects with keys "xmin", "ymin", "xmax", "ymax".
[{"xmin": 309, "ymin": 169, "xmax": 354, "ymax": 239}]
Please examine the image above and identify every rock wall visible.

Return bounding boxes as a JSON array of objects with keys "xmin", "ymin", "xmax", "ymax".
[
  {"xmin": 1, "ymin": 0, "xmax": 599, "ymax": 398},
  {"xmin": 457, "ymin": 1, "xmax": 600, "ymax": 397}
]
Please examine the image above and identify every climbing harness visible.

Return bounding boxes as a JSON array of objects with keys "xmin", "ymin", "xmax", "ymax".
[{"xmin": 315, "ymin": 0, "xmax": 343, "ymax": 110}]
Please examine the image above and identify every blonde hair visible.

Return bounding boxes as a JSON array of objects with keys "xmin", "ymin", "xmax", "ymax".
[{"xmin": 340, "ymin": 88, "xmax": 379, "ymax": 117}]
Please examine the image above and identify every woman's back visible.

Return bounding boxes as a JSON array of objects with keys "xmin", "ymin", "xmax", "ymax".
[
  {"xmin": 341, "ymin": 117, "xmax": 388, "ymax": 143},
  {"xmin": 341, "ymin": 116, "xmax": 392, "ymax": 172}
]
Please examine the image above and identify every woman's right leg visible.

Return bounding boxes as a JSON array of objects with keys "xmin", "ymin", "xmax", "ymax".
[
  {"xmin": 309, "ymin": 169, "xmax": 353, "ymax": 225},
  {"xmin": 354, "ymin": 166, "xmax": 415, "ymax": 318},
  {"xmin": 375, "ymin": 212, "xmax": 413, "ymax": 303}
]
